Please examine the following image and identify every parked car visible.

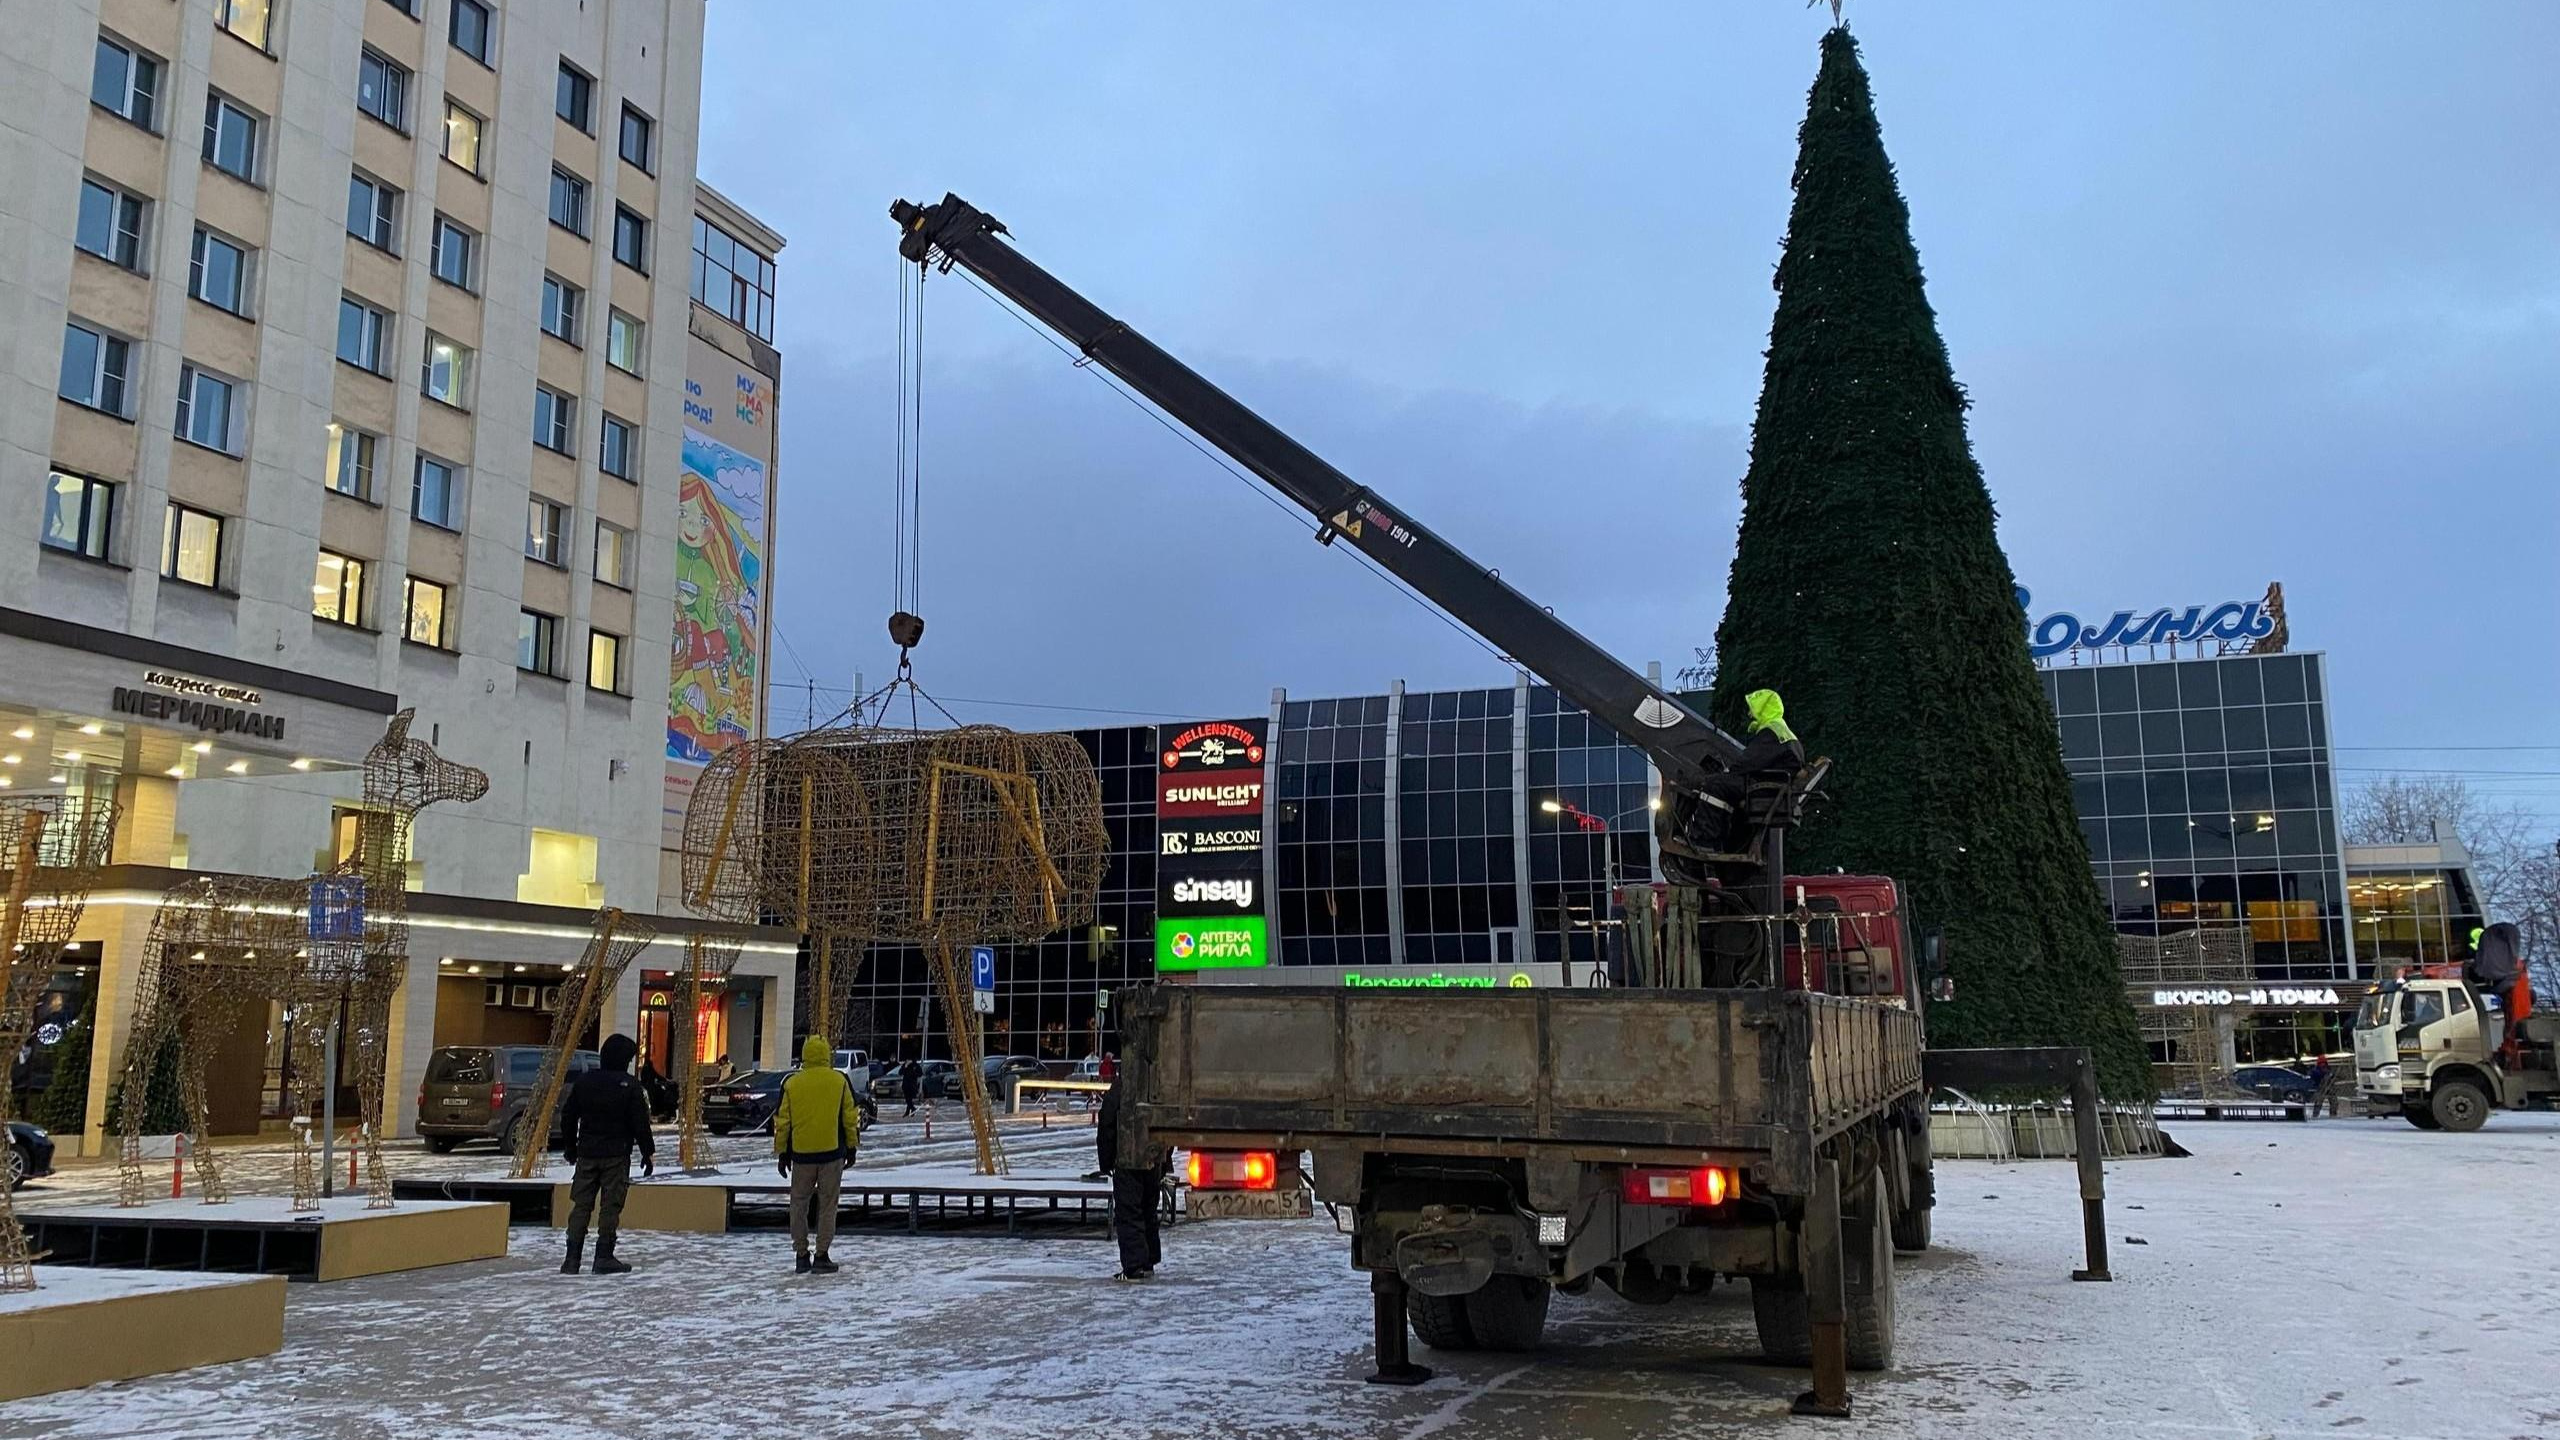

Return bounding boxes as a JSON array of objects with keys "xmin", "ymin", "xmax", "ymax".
[
  {"xmin": 869, "ymin": 1059, "xmax": 959, "ymax": 1100},
  {"xmin": 983, "ymin": 1055, "xmax": 1047, "ymax": 1105},
  {"xmin": 417, "ymin": 1045, "xmax": 596, "ymax": 1154},
  {"xmin": 704, "ymin": 1069, "xmax": 879, "ymax": 1136},
  {"xmin": 6, "ymin": 1119, "xmax": 54, "ymax": 1190},
  {"xmin": 2228, "ymin": 1064, "xmax": 2320, "ymax": 1104}
]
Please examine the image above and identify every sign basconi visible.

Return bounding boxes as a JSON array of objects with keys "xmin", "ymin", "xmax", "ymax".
[{"xmin": 2152, "ymin": 986, "xmax": 2342, "ymax": 1008}]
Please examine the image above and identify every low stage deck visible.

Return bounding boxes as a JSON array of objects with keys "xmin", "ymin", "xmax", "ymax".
[
  {"xmin": 1, "ymin": 1268, "xmax": 286, "ymax": 1400},
  {"xmin": 395, "ymin": 1162, "xmax": 1128, "ymax": 1236},
  {"xmin": 17, "ymin": 1195, "xmax": 511, "ymax": 1282}
]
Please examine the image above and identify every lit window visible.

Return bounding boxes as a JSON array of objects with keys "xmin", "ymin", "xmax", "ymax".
[
  {"xmin": 189, "ymin": 229, "xmax": 251, "ymax": 314},
  {"xmin": 404, "ymin": 577, "xmax": 449, "ymax": 647},
  {"xmin": 175, "ymin": 366, "xmax": 241, "ymax": 454},
  {"xmin": 203, "ymin": 94, "xmax": 260, "ymax": 182},
  {"xmin": 541, "ymin": 275, "xmax": 583, "ymax": 343},
  {"xmin": 556, "ymin": 63, "xmax": 594, "ymax": 132},
  {"xmin": 313, "ymin": 550, "xmax": 367, "ymax": 625},
  {"xmin": 612, "ymin": 205, "xmax": 647, "ymax": 272},
  {"xmin": 413, "ymin": 455, "xmax": 463, "ymax": 529},
  {"xmin": 358, "ymin": 50, "xmax": 410, "ymax": 130},
  {"xmin": 593, "ymin": 521, "xmax": 629, "ymax": 587},
  {"xmin": 533, "ymin": 387, "xmax": 576, "ymax": 455},
  {"xmin": 450, "ymin": 0, "xmax": 493, "ymax": 65},
  {"xmin": 518, "ymin": 609, "xmax": 561, "ymax": 675},
  {"xmin": 606, "ymin": 310, "xmax": 643, "ymax": 374},
  {"xmin": 162, "ymin": 503, "xmax": 223, "ymax": 587},
  {"xmin": 77, "ymin": 180, "xmax": 149, "ymax": 270},
  {"xmin": 442, "ymin": 102, "xmax": 485, "ymax": 175},
  {"xmin": 525, "ymin": 497, "xmax": 566, "ymax": 565},
  {"xmin": 430, "ymin": 215, "xmax": 477, "ymax": 290},
  {"xmin": 422, "ymin": 333, "xmax": 473, "ymax": 408},
  {"xmin": 548, "ymin": 168, "xmax": 589, "ymax": 235},
  {"xmin": 92, "ymin": 37, "xmax": 161, "ymax": 130},
  {"xmin": 325, "ymin": 423, "xmax": 377, "ymax": 499},
  {"xmin": 58, "ymin": 322, "xmax": 131, "ymax": 415},
  {"xmin": 587, "ymin": 630, "xmax": 623, "ymax": 693},
  {"xmin": 214, "ymin": 0, "xmax": 272, "ymax": 49},
  {"xmin": 618, "ymin": 104, "xmax": 654, "ymax": 172},
  {"xmin": 347, "ymin": 173, "xmax": 400, "ymax": 250},
  {"xmin": 599, "ymin": 414, "xmax": 637, "ymax": 480},
  {"xmin": 338, "ymin": 297, "xmax": 391, "ymax": 373},
  {"xmin": 42, "ymin": 472, "xmax": 116, "ymax": 561}
]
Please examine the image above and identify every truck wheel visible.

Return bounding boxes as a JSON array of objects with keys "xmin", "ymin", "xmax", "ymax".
[
  {"xmin": 1750, "ymin": 1276, "xmax": 1812, "ymax": 1366},
  {"xmin": 1461, "ymin": 1276, "xmax": 1550, "ymax": 1352},
  {"xmin": 1845, "ymin": 1174, "xmax": 1896, "ymax": 1371},
  {"xmin": 1407, "ymin": 1290, "xmax": 1477, "ymax": 1352},
  {"xmin": 1890, "ymin": 1200, "xmax": 1932, "ymax": 1253},
  {"xmin": 2430, "ymin": 1079, "xmax": 2490, "ymax": 1133},
  {"xmin": 2404, "ymin": 1104, "xmax": 2440, "ymax": 1131}
]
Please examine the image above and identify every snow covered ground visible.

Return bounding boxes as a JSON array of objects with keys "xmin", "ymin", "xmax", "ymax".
[{"xmin": 3, "ymin": 1113, "xmax": 2555, "ymax": 1439}]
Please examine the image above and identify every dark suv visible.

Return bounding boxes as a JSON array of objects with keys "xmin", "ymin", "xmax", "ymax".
[{"xmin": 417, "ymin": 1045, "xmax": 595, "ymax": 1154}]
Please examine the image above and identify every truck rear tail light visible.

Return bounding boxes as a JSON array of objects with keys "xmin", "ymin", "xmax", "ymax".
[
  {"xmin": 1621, "ymin": 1166, "xmax": 1731, "ymax": 1208},
  {"xmin": 1186, "ymin": 1149, "xmax": 1280, "ymax": 1191}
]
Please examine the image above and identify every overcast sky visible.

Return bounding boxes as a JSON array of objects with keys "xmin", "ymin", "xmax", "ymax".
[{"xmin": 696, "ymin": 2, "xmax": 2560, "ymax": 826}]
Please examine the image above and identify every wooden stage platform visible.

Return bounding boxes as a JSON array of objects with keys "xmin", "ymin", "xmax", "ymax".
[
  {"xmin": 16, "ymin": 1195, "xmax": 511, "ymax": 1282},
  {"xmin": 394, "ymin": 1162, "xmax": 1128, "ymax": 1236}
]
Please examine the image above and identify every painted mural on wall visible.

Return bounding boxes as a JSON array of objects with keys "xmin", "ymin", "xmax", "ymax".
[{"xmin": 669, "ymin": 426, "xmax": 765, "ymax": 763}]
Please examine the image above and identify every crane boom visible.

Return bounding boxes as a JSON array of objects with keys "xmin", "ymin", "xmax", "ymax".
[{"xmin": 892, "ymin": 193, "xmax": 1800, "ymax": 903}]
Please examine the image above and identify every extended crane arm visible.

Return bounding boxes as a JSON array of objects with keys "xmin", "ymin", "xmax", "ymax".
[{"xmin": 893, "ymin": 194, "xmax": 1747, "ymax": 792}]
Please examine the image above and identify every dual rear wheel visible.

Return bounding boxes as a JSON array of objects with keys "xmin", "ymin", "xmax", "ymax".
[{"xmin": 1408, "ymin": 1275, "xmax": 1552, "ymax": 1353}]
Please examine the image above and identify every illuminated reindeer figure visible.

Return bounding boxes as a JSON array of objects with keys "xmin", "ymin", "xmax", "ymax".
[{"xmin": 118, "ymin": 711, "xmax": 487, "ymax": 1208}]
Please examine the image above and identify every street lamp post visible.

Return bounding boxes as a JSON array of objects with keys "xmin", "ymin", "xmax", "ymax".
[{"xmin": 1539, "ymin": 796, "xmax": 1661, "ymax": 983}]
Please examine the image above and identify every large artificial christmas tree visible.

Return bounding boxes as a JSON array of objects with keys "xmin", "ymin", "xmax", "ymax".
[{"xmin": 1709, "ymin": 28, "xmax": 2149, "ymax": 1095}]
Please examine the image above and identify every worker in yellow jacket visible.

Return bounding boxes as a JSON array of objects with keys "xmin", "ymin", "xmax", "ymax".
[{"xmin": 774, "ymin": 1035, "xmax": 864, "ymax": 1274}]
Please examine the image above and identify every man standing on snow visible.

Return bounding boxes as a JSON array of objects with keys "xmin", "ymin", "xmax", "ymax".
[
  {"xmin": 774, "ymin": 1036, "xmax": 864, "ymax": 1275},
  {"xmin": 559, "ymin": 1032, "xmax": 654, "ymax": 1275},
  {"xmin": 899, "ymin": 1056, "xmax": 923, "ymax": 1117},
  {"xmin": 1099, "ymin": 1080, "xmax": 1162, "ymax": 1282}
]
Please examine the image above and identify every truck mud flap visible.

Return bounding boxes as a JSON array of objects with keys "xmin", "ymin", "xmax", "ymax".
[{"xmin": 1396, "ymin": 1228, "xmax": 1499, "ymax": 1298}]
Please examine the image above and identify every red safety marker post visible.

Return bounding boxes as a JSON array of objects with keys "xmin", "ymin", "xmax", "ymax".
[{"xmin": 171, "ymin": 1133, "xmax": 186, "ymax": 1199}]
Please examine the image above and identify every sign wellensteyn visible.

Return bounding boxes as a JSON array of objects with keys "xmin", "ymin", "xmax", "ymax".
[{"xmin": 112, "ymin": 668, "xmax": 283, "ymax": 740}]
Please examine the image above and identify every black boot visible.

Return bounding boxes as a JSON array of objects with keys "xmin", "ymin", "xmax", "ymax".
[
  {"xmin": 811, "ymin": 1252, "xmax": 839, "ymax": 1275},
  {"xmin": 561, "ymin": 1229, "xmax": 586, "ymax": 1275},
  {"xmin": 591, "ymin": 1238, "xmax": 632, "ymax": 1276},
  {"xmin": 794, "ymin": 1253, "xmax": 812, "ymax": 1275}
]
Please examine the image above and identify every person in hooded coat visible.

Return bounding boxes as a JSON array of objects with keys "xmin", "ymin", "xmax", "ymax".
[
  {"xmin": 558, "ymin": 1031, "xmax": 654, "ymax": 1275},
  {"xmin": 774, "ymin": 1035, "xmax": 865, "ymax": 1274},
  {"xmin": 1698, "ymin": 688, "xmax": 1807, "ymax": 843}
]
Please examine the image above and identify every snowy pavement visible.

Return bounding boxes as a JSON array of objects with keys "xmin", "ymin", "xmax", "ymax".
[{"xmin": 3, "ymin": 1113, "xmax": 2555, "ymax": 1438}]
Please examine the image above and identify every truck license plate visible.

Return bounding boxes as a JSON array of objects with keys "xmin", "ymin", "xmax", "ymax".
[{"xmin": 1185, "ymin": 1190, "xmax": 1313, "ymax": 1222}]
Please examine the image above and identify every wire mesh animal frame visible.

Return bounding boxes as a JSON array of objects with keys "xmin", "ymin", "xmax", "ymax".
[
  {"xmin": 0, "ymin": 795, "xmax": 120, "ymax": 1293},
  {"xmin": 510, "ymin": 908, "xmax": 661, "ymax": 1178}
]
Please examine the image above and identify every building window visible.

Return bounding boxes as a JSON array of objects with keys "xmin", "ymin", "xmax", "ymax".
[
  {"xmin": 382, "ymin": 0, "xmax": 420, "ymax": 18},
  {"xmin": 314, "ymin": 551, "xmax": 367, "ymax": 626},
  {"xmin": 442, "ymin": 102, "xmax": 485, "ymax": 175},
  {"xmin": 325, "ymin": 422, "xmax": 377, "ymax": 499},
  {"xmin": 58, "ymin": 323, "xmax": 130, "ymax": 416},
  {"xmin": 449, "ymin": 0, "xmax": 493, "ymax": 64},
  {"xmin": 188, "ymin": 228, "xmax": 251, "ymax": 315},
  {"xmin": 691, "ymin": 216, "xmax": 776, "ymax": 342},
  {"xmin": 594, "ymin": 520, "xmax": 630, "ymax": 587},
  {"xmin": 214, "ymin": 0, "xmax": 272, "ymax": 49},
  {"xmin": 422, "ymin": 333, "xmax": 473, "ymax": 408},
  {"xmin": 76, "ymin": 180, "xmax": 147, "ymax": 270},
  {"xmin": 533, "ymin": 386, "xmax": 576, "ymax": 455},
  {"xmin": 606, "ymin": 310, "xmax": 643, "ymax": 374},
  {"xmin": 42, "ymin": 471, "xmax": 116, "ymax": 561},
  {"xmin": 518, "ymin": 609, "xmax": 562, "ymax": 676},
  {"xmin": 618, "ymin": 104, "xmax": 654, "ymax": 171},
  {"xmin": 357, "ymin": 50, "xmax": 410, "ymax": 130},
  {"xmin": 203, "ymin": 94, "xmax": 261, "ymax": 183},
  {"xmin": 430, "ymin": 215, "xmax": 477, "ymax": 290},
  {"xmin": 175, "ymin": 366, "xmax": 242, "ymax": 453},
  {"xmin": 338, "ymin": 296, "xmax": 391, "ymax": 373},
  {"xmin": 525, "ymin": 497, "xmax": 567, "ymax": 565},
  {"xmin": 612, "ymin": 205, "xmax": 647, "ymax": 272},
  {"xmin": 92, "ymin": 37, "xmax": 161, "ymax": 130},
  {"xmin": 346, "ymin": 172, "xmax": 400, "ymax": 251},
  {"xmin": 404, "ymin": 576, "xmax": 449, "ymax": 647},
  {"xmin": 413, "ymin": 454, "xmax": 462, "ymax": 529},
  {"xmin": 540, "ymin": 274, "xmax": 583, "ymax": 343},
  {"xmin": 599, "ymin": 413, "xmax": 636, "ymax": 480},
  {"xmin": 587, "ymin": 630, "xmax": 623, "ymax": 693},
  {"xmin": 162, "ymin": 503, "xmax": 223, "ymax": 588},
  {"xmin": 548, "ymin": 167, "xmax": 589, "ymax": 235},
  {"xmin": 556, "ymin": 62, "xmax": 593, "ymax": 131}
]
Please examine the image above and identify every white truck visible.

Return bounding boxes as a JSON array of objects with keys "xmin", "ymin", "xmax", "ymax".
[{"xmin": 2353, "ymin": 922, "xmax": 2558, "ymax": 1131}]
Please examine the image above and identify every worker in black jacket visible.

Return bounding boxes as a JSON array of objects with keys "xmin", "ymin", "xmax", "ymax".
[
  {"xmin": 558, "ymin": 1032, "xmax": 655, "ymax": 1275},
  {"xmin": 1099, "ymin": 1082, "xmax": 1162, "ymax": 1282}
]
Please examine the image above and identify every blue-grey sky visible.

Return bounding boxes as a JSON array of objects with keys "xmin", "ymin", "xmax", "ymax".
[{"xmin": 698, "ymin": 2, "xmax": 2560, "ymax": 826}]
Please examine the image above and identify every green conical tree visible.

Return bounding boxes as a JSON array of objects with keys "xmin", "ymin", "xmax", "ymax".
[
  {"xmin": 1709, "ymin": 28, "xmax": 2149, "ymax": 1096},
  {"xmin": 33, "ymin": 992, "xmax": 97, "ymax": 1134}
]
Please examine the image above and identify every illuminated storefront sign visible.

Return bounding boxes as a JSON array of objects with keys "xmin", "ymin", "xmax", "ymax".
[
  {"xmin": 2018, "ymin": 587, "xmax": 2278, "ymax": 660},
  {"xmin": 1156, "ymin": 915, "xmax": 1268, "ymax": 969},
  {"xmin": 2149, "ymin": 985, "xmax": 2348, "ymax": 1008},
  {"xmin": 1157, "ymin": 719, "xmax": 1269, "ymax": 971}
]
